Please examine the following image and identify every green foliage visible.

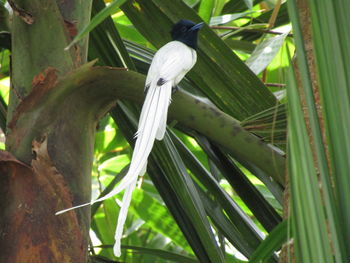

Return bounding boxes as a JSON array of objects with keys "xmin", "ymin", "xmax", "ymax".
[
  {"xmin": 4, "ymin": 0, "xmax": 346, "ymax": 262},
  {"xmin": 129, "ymin": 188, "xmax": 193, "ymax": 252},
  {"xmin": 249, "ymin": 220, "xmax": 287, "ymax": 263},
  {"xmin": 246, "ymin": 32, "xmax": 289, "ymax": 75},
  {"xmin": 121, "ymin": 0, "xmax": 277, "ymax": 120},
  {"xmin": 84, "ymin": 1, "xmax": 289, "ymax": 262},
  {"xmin": 66, "ymin": 0, "xmax": 129, "ymax": 50},
  {"xmin": 1, "ymin": 0, "xmax": 289, "ymax": 261},
  {"xmin": 286, "ymin": 0, "xmax": 350, "ymax": 261}
]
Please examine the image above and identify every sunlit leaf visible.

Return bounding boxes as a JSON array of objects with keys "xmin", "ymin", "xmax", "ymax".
[
  {"xmin": 94, "ymin": 245, "xmax": 199, "ymax": 263},
  {"xmin": 249, "ymin": 220, "xmax": 287, "ymax": 263},
  {"xmin": 198, "ymin": 0, "xmax": 215, "ymax": 23},
  {"xmin": 92, "ymin": 198, "xmax": 120, "ymax": 259},
  {"xmin": 246, "ymin": 32, "xmax": 289, "ymax": 75},
  {"xmin": 129, "ymin": 188, "xmax": 192, "ymax": 252},
  {"xmin": 66, "ymin": 0, "xmax": 128, "ymax": 50},
  {"xmin": 95, "ymin": 129, "xmax": 117, "ymax": 154},
  {"xmin": 223, "ymin": 0, "xmax": 263, "ymax": 13},
  {"xmin": 183, "ymin": 0, "xmax": 200, "ymax": 8},
  {"xmin": 99, "ymin": 155, "xmax": 130, "ymax": 176},
  {"xmin": 209, "ymin": 11, "xmax": 257, "ymax": 26},
  {"xmin": 243, "ymin": 0, "xmax": 253, "ymax": 10}
]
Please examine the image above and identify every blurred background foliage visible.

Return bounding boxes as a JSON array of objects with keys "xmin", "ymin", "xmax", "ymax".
[{"xmin": 1, "ymin": 0, "xmax": 346, "ymax": 262}]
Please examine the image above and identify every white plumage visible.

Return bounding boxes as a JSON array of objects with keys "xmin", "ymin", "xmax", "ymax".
[
  {"xmin": 56, "ymin": 40, "xmax": 198, "ymax": 257},
  {"xmin": 86, "ymin": 41, "xmax": 197, "ymax": 203},
  {"xmin": 108, "ymin": 41, "xmax": 197, "ymax": 256}
]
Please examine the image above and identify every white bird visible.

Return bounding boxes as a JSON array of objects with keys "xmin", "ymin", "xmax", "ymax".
[{"xmin": 56, "ymin": 19, "xmax": 203, "ymax": 257}]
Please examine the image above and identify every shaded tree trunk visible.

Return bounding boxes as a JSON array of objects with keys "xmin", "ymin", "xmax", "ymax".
[
  {"xmin": 0, "ymin": 0, "xmax": 93, "ymax": 262},
  {"xmin": 280, "ymin": 0, "xmax": 324, "ymax": 262}
]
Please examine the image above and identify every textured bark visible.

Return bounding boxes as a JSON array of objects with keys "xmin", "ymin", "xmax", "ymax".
[
  {"xmin": 1, "ymin": 0, "xmax": 93, "ymax": 262},
  {"xmin": 294, "ymin": 0, "xmax": 328, "ymax": 175},
  {"xmin": 0, "ymin": 143, "xmax": 85, "ymax": 262},
  {"xmin": 280, "ymin": 0, "xmax": 322, "ymax": 262}
]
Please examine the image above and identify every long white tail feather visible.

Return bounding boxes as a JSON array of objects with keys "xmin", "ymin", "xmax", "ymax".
[
  {"xmin": 111, "ymin": 83, "xmax": 171, "ymax": 256},
  {"xmin": 55, "ymin": 202, "xmax": 92, "ymax": 215},
  {"xmin": 113, "ymin": 178, "xmax": 137, "ymax": 257},
  {"xmin": 55, "ymin": 155, "xmax": 149, "ymax": 215},
  {"xmin": 140, "ymin": 161, "xmax": 148, "ymax": 176},
  {"xmin": 55, "ymin": 82, "xmax": 172, "ymax": 236},
  {"xmin": 156, "ymin": 83, "xmax": 172, "ymax": 140},
  {"xmin": 155, "ymin": 113, "xmax": 167, "ymax": 140},
  {"xmin": 55, "ymin": 38, "xmax": 198, "ymax": 258},
  {"xmin": 134, "ymin": 86, "xmax": 157, "ymax": 138},
  {"xmin": 128, "ymin": 83, "xmax": 170, "ymax": 172}
]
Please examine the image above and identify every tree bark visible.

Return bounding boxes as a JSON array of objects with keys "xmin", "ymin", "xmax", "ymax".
[
  {"xmin": 1, "ymin": 0, "xmax": 92, "ymax": 262},
  {"xmin": 280, "ymin": 0, "xmax": 322, "ymax": 262}
]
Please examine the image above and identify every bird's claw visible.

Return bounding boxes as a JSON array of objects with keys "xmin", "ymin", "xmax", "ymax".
[{"xmin": 172, "ymin": 86, "xmax": 179, "ymax": 94}]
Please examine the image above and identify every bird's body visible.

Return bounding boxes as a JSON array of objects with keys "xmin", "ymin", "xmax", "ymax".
[
  {"xmin": 144, "ymin": 41, "xmax": 197, "ymax": 139},
  {"xmin": 56, "ymin": 19, "xmax": 203, "ymax": 257},
  {"xmin": 111, "ymin": 41, "xmax": 199, "ymax": 255},
  {"xmin": 146, "ymin": 41, "xmax": 197, "ymax": 90}
]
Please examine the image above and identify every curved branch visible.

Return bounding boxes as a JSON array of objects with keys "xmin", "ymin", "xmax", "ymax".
[{"xmin": 7, "ymin": 62, "xmax": 285, "ymax": 185}]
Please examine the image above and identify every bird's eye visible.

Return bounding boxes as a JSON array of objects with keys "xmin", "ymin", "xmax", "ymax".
[{"xmin": 181, "ymin": 26, "xmax": 187, "ymax": 32}]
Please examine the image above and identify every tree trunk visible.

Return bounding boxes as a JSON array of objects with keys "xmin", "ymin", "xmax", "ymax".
[
  {"xmin": 280, "ymin": 0, "xmax": 323, "ymax": 262},
  {"xmin": 0, "ymin": 0, "xmax": 92, "ymax": 262}
]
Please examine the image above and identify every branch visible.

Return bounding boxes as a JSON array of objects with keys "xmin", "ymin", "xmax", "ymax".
[{"xmin": 7, "ymin": 62, "xmax": 285, "ymax": 185}]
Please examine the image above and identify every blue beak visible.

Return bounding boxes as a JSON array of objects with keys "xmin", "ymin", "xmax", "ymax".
[{"xmin": 190, "ymin": 22, "xmax": 204, "ymax": 31}]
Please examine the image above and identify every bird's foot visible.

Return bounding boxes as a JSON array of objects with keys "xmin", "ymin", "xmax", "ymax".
[{"xmin": 172, "ymin": 86, "xmax": 179, "ymax": 94}]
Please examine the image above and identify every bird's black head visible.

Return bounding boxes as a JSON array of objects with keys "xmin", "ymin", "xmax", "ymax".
[{"xmin": 170, "ymin": 19, "xmax": 203, "ymax": 50}]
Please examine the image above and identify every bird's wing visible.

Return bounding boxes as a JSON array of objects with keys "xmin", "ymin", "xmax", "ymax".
[
  {"xmin": 149, "ymin": 41, "xmax": 196, "ymax": 85},
  {"xmin": 149, "ymin": 41, "xmax": 196, "ymax": 140}
]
